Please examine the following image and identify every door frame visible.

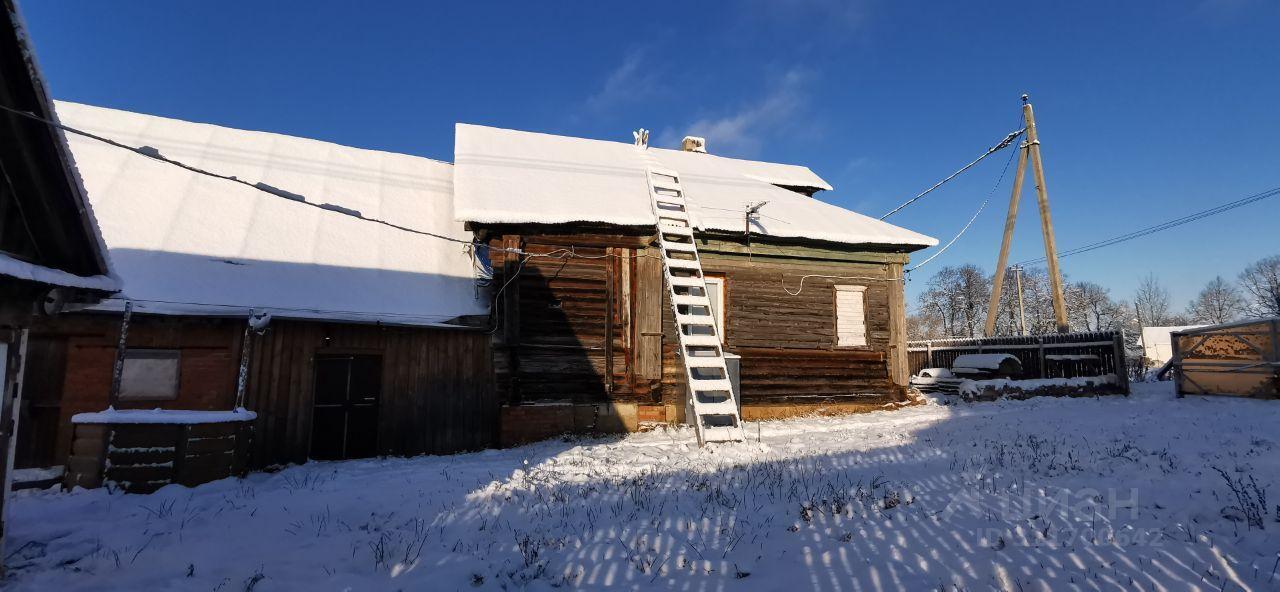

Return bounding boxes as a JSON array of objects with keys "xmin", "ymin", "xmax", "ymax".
[{"xmin": 308, "ymin": 353, "xmax": 382, "ymax": 460}]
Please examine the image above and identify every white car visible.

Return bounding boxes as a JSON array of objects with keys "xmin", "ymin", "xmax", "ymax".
[{"xmin": 909, "ymin": 367, "xmax": 963, "ymax": 393}]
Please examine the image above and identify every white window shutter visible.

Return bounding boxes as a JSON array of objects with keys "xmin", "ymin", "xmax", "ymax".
[{"xmin": 835, "ymin": 285, "xmax": 867, "ymax": 347}]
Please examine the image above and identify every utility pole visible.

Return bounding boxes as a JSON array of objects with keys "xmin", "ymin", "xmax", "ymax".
[
  {"xmin": 983, "ymin": 130, "xmax": 1029, "ymax": 337},
  {"xmin": 984, "ymin": 95, "xmax": 1070, "ymax": 335},
  {"xmin": 1024, "ymin": 99, "xmax": 1070, "ymax": 332},
  {"xmin": 1013, "ymin": 264, "xmax": 1027, "ymax": 336}
]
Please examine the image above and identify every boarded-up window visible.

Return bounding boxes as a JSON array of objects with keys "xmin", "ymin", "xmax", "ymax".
[
  {"xmin": 119, "ymin": 349, "xmax": 180, "ymax": 401},
  {"xmin": 835, "ymin": 286, "xmax": 868, "ymax": 347},
  {"xmin": 703, "ymin": 276, "xmax": 726, "ymax": 343}
]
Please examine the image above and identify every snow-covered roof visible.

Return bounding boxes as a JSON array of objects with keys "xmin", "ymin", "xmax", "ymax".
[
  {"xmin": 1140, "ymin": 325, "xmax": 1207, "ymax": 364},
  {"xmin": 952, "ymin": 353, "xmax": 1021, "ymax": 370},
  {"xmin": 55, "ymin": 102, "xmax": 485, "ymax": 326},
  {"xmin": 453, "ymin": 124, "xmax": 937, "ymax": 249}
]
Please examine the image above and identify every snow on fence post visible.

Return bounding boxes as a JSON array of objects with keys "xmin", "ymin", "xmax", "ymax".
[{"xmin": 925, "ymin": 340, "xmax": 933, "ymax": 368}]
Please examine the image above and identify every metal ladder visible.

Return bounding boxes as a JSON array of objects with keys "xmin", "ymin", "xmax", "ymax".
[{"xmin": 644, "ymin": 165, "xmax": 745, "ymax": 445}]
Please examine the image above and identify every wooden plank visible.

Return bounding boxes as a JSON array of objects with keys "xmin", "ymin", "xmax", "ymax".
[
  {"xmin": 635, "ymin": 247, "xmax": 663, "ymax": 380},
  {"xmin": 695, "ymin": 238, "xmax": 911, "ymax": 264},
  {"xmin": 887, "ymin": 263, "xmax": 908, "ymax": 387},
  {"xmin": 604, "ymin": 247, "xmax": 615, "ymax": 394}
]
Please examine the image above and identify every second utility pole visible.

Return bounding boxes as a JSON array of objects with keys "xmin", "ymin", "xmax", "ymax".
[{"xmin": 984, "ymin": 95, "xmax": 1070, "ymax": 335}]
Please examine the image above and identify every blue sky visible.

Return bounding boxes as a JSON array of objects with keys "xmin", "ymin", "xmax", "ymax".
[{"xmin": 23, "ymin": 0, "xmax": 1280, "ymax": 309}]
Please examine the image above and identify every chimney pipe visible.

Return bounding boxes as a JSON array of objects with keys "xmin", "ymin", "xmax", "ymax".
[{"xmin": 681, "ymin": 136, "xmax": 707, "ymax": 153}]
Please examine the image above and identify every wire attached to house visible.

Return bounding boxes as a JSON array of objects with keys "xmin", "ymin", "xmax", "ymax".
[
  {"xmin": 879, "ymin": 127, "xmax": 1025, "ymax": 220},
  {"xmin": 0, "ymin": 103, "xmax": 488, "ymax": 249},
  {"xmin": 0, "ymin": 102, "xmax": 670, "ymax": 266},
  {"xmin": 782, "ymin": 273, "xmax": 901, "ymax": 296}
]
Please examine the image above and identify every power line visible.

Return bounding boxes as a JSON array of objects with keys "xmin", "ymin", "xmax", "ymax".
[
  {"xmin": 908, "ymin": 135, "xmax": 1020, "ymax": 273},
  {"xmin": 880, "ymin": 127, "xmax": 1026, "ymax": 220},
  {"xmin": 1015, "ymin": 184, "xmax": 1280, "ymax": 266}
]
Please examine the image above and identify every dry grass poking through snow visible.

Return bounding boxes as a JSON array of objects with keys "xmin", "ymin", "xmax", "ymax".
[{"xmin": 5, "ymin": 382, "xmax": 1280, "ymax": 591}]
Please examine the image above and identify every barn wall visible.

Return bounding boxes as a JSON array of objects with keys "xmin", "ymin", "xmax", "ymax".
[
  {"xmin": 27, "ymin": 314, "xmax": 243, "ymax": 466},
  {"xmin": 25, "ymin": 314, "xmax": 497, "ymax": 470},
  {"xmin": 246, "ymin": 319, "xmax": 496, "ymax": 466},
  {"xmin": 485, "ymin": 229, "xmax": 914, "ymax": 443}
]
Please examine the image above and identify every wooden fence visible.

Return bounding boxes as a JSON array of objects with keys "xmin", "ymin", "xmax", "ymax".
[{"xmin": 908, "ymin": 330, "xmax": 1129, "ymax": 392}]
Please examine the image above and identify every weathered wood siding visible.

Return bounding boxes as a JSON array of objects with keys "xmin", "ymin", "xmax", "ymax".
[
  {"xmin": 661, "ymin": 251, "xmax": 902, "ymax": 405},
  {"xmin": 244, "ymin": 320, "xmax": 497, "ymax": 465},
  {"xmin": 27, "ymin": 314, "xmax": 497, "ymax": 470},
  {"xmin": 485, "ymin": 228, "xmax": 911, "ymax": 411}
]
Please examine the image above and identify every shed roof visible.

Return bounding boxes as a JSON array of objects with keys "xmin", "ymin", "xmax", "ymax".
[
  {"xmin": 0, "ymin": 2, "xmax": 117, "ymax": 292},
  {"xmin": 55, "ymin": 102, "xmax": 485, "ymax": 326},
  {"xmin": 453, "ymin": 123, "xmax": 937, "ymax": 249}
]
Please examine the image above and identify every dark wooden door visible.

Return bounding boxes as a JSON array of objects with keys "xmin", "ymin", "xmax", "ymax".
[
  {"xmin": 16, "ymin": 336, "xmax": 66, "ymax": 469},
  {"xmin": 309, "ymin": 355, "xmax": 381, "ymax": 460}
]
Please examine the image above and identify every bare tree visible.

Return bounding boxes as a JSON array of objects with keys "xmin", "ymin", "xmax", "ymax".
[
  {"xmin": 906, "ymin": 310, "xmax": 944, "ymax": 340},
  {"xmin": 1186, "ymin": 276, "xmax": 1245, "ymax": 324},
  {"xmin": 1135, "ymin": 274, "xmax": 1176, "ymax": 326},
  {"xmin": 914, "ymin": 264, "xmax": 991, "ymax": 338},
  {"xmin": 1067, "ymin": 281, "xmax": 1129, "ymax": 331},
  {"xmin": 1238, "ymin": 255, "xmax": 1280, "ymax": 318}
]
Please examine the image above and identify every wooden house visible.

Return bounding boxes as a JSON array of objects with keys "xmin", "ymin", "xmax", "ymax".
[
  {"xmin": 1, "ymin": 0, "xmax": 118, "ymax": 562},
  {"xmin": 452, "ymin": 125, "xmax": 937, "ymax": 445},
  {"xmin": 19, "ymin": 103, "xmax": 496, "ymax": 490}
]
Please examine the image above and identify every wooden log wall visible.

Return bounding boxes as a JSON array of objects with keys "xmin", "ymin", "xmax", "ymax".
[
  {"xmin": 485, "ymin": 228, "xmax": 912, "ymax": 409},
  {"xmin": 660, "ymin": 251, "xmax": 903, "ymax": 405}
]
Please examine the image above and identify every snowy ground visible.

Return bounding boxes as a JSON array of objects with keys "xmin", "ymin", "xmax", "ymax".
[{"xmin": 6, "ymin": 382, "xmax": 1280, "ymax": 591}]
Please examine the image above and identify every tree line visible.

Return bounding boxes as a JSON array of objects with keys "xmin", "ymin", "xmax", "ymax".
[{"xmin": 907, "ymin": 254, "xmax": 1280, "ymax": 340}]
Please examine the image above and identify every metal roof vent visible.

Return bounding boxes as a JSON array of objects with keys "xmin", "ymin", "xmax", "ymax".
[{"xmin": 681, "ymin": 136, "xmax": 707, "ymax": 153}]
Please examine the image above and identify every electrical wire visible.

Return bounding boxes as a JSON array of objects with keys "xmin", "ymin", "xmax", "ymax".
[
  {"xmin": 0, "ymin": 103, "xmax": 488, "ymax": 249},
  {"xmin": 880, "ymin": 127, "xmax": 1025, "ymax": 220},
  {"xmin": 907, "ymin": 135, "xmax": 1020, "ymax": 273},
  {"xmin": 1015, "ymin": 184, "xmax": 1280, "ymax": 266},
  {"xmin": 782, "ymin": 274, "xmax": 901, "ymax": 296}
]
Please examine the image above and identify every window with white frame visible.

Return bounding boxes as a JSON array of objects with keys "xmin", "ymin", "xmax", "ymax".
[
  {"xmin": 834, "ymin": 285, "xmax": 868, "ymax": 347},
  {"xmin": 702, "ymin": 276, "xmax": 726, "ymax": 343},
  {"xmin": 119, "ymin": 349, "xmax": 181, "ymax": 401}
]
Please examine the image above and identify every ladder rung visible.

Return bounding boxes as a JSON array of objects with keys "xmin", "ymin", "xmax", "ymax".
[
  {"xmin": 668, "ymin": 276, "xmax": 705, "ymax": 288},
  {"xmin": 680, "ymin": 334, "xmax": 721, "ymax": 347},
  {"xmin": 690, "ymin": 378, "xmax": 734, "ymax": 391},
  {"xmin": 661, "ymin": 241, "xmax": 697, "ymax": 253},
  {"xmin": 672, "ymin": 294, "xmax": 710, "ymax": 306},
  {"xmin": 685, "ymin": 356, "xmax": 726, "ymax": 368},
  {"xmin": 661, "ymin": 226, "xmax": 694, "ymax": 237},
  {"xmin": 701, "ymin": 425, "xmax": 742, "ymax": 442},
  {"xmin": 664, "ymin": 259, "xmax": 700, "ymax": 271},
  {"xmin": 695, "ymin": 401, "xmax": 738, "ymax": 415},
  {"xmin": 676, "ymin": 313, "xmax": 713, "ymax": 326},
  {"xmin": 658, "ymin": 212, "xmax": 689, "ymax": 224}
]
